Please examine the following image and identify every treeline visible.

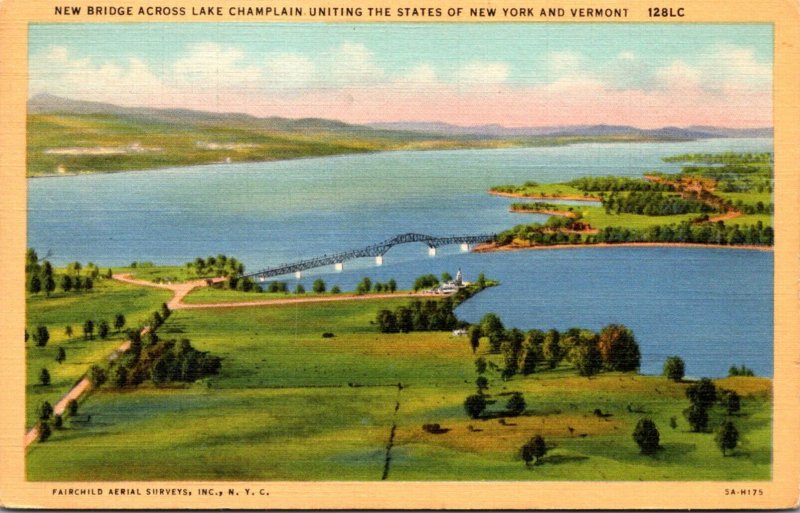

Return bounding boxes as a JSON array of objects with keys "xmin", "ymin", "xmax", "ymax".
[
  {"xmin": 186, "ymin": 254, "xmax": 245, "ymax": 278},
  {"xmin": 26, "ymin": 249, "xmax": 112, "ymax": 296},
  {"xmin": 726, "ymin": 199, "xmax": 773, "ymax": 215},
  {"xmin": 472, "ymin": 314, "xmax": 640, "ymax": 379},
  {"xmin": 602, "ymin": 191, "xmax": 719, "ymax": 216},
  {"xmin": 497, "ymin": 220, "xmax": 773, "ymax": 247},
  {"xmin": 662, "ymin": 152, "xmax": 772, "ymax": 164},
  {"xmin": 375, "ymin": 276, "xmax": 492, "ymax": 333},
  {"xmin": 567, "ymin": 176, "xmax": 673, "ymax": 192}
]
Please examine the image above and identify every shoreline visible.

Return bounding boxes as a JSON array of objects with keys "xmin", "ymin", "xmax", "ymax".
[
  {"xmin": 489, "ymin": 190, "xmax": 602, "ymax": 202},
  {"xmin": 509, "ymin": 206, "xmax": 577, "ymax": 217},
  {"xmin": 473, "ymin": 241, "xmax": 773, "ymax": 253}
]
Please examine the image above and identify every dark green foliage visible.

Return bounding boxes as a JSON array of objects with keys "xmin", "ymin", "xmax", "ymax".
[
  {"xmin": 728, "ymin": 364, "xmax": 755, "ymax": 377},
  {"xmin": 39, "ymin": 368, "xmax": 51, "ymax": 386},
  {"xmin": 684, "ymin": 404, "xmax": 710, "ymax": 433},
  {"xmin": 64, "ymin": 325, "xmax": 73, "ymax": 339},
  {"xmin": 321, "ymin": 332, "xmax": 335, "ymax": 338},
  {"xmin": 719, "ymin": 389, "xmax": 741, "ymax": 415},
  {"xmin": 312, "ymin": 279, "xmax": 326, "ymax": 293},
  {"xmin": 67, "ymin": 399, "xmax": 78, "ymax": 417},
  {"xmin": 376, "ymin": 309, "xmax": 398, "ymax": 333},
  {"xmin": 294, "ymin": 283, "xmax": 305, "ymax": 294},
  {"xmin": 98, "ymin": 320, "xmax": 110, "ymax": 339},
  {"xmin": 476, "ymin": 376, "xmax": 489, "ymax": 393},
  {"xmin": 669, "ymin": 416, "xmax": 678, "ymax": 429},
  {"xmin": 53, "ymin": 414, "xmax": 63, "ymax": 430},
  {"xmin": 632, "ymin": 418, "xmax": 661, "ymax": 454},
  {"xmin": 33, "ymin": 325, "xmax": 50, "ymax": 347},
  {"xmin": 663, "ymin": 356, "xmax": 685, "ymax": 381},
  {"xmin": 38, "ymin": 401, "xmax": 53, "ymax": 421},
  {"xmin": 109, "ymin": 338, "xmax": 222, "ymax": 388},
  {"xmin": 55, "ymin": 347, "xmax": 66, "ymax": 364},
  {"xmin": 267, "ymin": 281, "xmax": 289, "ymax": 293},
  {"xmin": 114, "ymin": 313, "xmax": 126, "ymax": 332},
  {"xmin": 59, "ymin": 274, "xmax": 73, "ymax": 292},
  {"xmin": 89, "ymin": 365, "xmax": 107, "ymax": 386},
  {"xmin": 114, "ymin": 366, "xmax": 129, "ymax": 388},
  {"xmin": 37, "ymin": 421, "xmax": 51, "ymax": 443},
  {"xmin": 568, "ymin": 176, "xmax": 673, "ymax": 192},
  {"xmin": 715, "ymin": 421, "xmax": 739, "ymax": 456},
  {"xmin": 186, "ymin": 254, "xmax": 245, "ymax": 278},
  {"xmin": 480, "ymin": 313, "xmax": 505, "ymax": 352},
  {"xmin": 686, "ymin": 378, "xmax": 717, "ymax": 410},
  {"xmin": 598, "ymin": 324, "xmax": 641, "ymax": 372},
  {"xmin": 521, "ymin": 435, "xmax": 548, "ymax": 466},
  {"xmin": 468, "ymin": 325, "xmax": 481, "ymax": 353},
  {"xmin": 603, "ymin": 191, "xmax": 718, "ymax": 216},
  {"xmin": 375, "ymin": 298, "xmax": 461, "ymax": 334},
  {"xmin": 474, "ymin": 357, "xmax": 487, "ymax": 375},
  {"xmin": 574, "ymin": 342, "xmax": 603, "ymax": 377},
  {"xmin": 356, "ymin": 277, "xmax": 372, "ymax": 294},
  {"xmin": 505, "ymin": 392, "xmax": 526, "ymax": 416},
  {"xmin": 412, "ymin": 274, "xmax": 438, "ymax": 291},
  {"xmin": 28, "ymin": 273, "xmax": 42, "ymax": 294},
  {"xmin": 83, "ymin": 319, "xmax": 94, "ymax": 340},
  {"xmin": 542, "ymin": 329, "xmax": 562, "ymax": 369},
  {"xmin": 330, "ymin": 285, "xmax": 341, "ymax": 294},
  {"xmin": 387, "ymin": 279, "xmax": 397, "ymax": 293},
  {"xmin": 464, "ymin": 394, "xmax": 487, "ymax": 419}
]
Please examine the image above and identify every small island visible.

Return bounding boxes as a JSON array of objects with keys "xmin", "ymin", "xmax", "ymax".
[{"xmin": 483, "ymin": 152, "xmax": 773, "ymax": 251}]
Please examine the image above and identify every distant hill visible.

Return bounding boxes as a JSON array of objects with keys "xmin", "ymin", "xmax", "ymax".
[
  {"xmin": 27, "ymin": 95, "xmax": 770, "ymax": 176},
  {"xmin": 368, "ymin": 121, "xmax": 773, "ymax": 139}
]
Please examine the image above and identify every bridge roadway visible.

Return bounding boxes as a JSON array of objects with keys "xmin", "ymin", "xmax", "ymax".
[{"xmin": 244, "ymin": 232, "xmax": 495, "ymax": 280}]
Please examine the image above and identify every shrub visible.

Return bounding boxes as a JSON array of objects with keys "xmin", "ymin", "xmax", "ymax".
[
  {"xmin": 505, "ymin": 392, "xmax": 526, "ymax": 417},
  {"xmin": 632, "ymin": 418, "xmax": 660, "ymax": 454},
  {"xmin": 464, "ymin": 394, "xmax": 487, "ymax": 419},
  {"xmin": 715, "ymin": 421, "xmax": 739, "ymax": 456},
  {"xmin": 322, "ymin": 332, "xmax": 335, "ymax": 338},
  {"xmin": 521, "ymin": 435, "xmax": 547, "ymax": 466},
  {"xmin": 663, "ymin": 356, "xmax": 685, "ymax": 381}
]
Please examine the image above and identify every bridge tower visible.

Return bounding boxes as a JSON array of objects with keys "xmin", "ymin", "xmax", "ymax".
[
  {"xmin": 428, "ymin": 246, "xmax": 437, "ymax": 257},
  {"xmin": 335, "ymin": 262, "xmax": 343, "ymax": 271},
  {"xmin": 460, "ymin": 243, "xmax": 470, "ymax": 252},
  {"xmin": 375, "ymin": 255, "xmax": 384, "ymax": 266}
]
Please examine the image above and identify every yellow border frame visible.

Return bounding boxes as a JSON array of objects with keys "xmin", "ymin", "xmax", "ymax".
[{"xmin": 1, "ymin": 0, "xmax": 798, "ymax": 508}]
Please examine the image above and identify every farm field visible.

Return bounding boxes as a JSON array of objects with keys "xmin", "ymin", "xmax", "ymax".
[{"xmin": 27, "ymin": 292, "xmax": 771, "ymax": 481}]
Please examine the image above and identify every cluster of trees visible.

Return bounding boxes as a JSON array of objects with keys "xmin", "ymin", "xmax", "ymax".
[
  {"xmin": 357, "ymin": 276, "xmax": 397, "ymax": 294},
  {"xmin": 472, "ymin": 314, "xmax": 640, "ymax": 379},
  {"xmin": 602, "ymin": 191, "xmax": 719, "ymax": 216},
  {"xmin": 376, "ymin": 298, "xmax": 460, "ymax": 333},
  {"xmin": 680, "ymin": 378, "xmax": 742, "ymax": 456},
  {"xmin": 728, "ymin": 364, "xmax": 755, "ymax": 377},
  {"xmin": 592, "ymin": 221, "xmax": 772, "ymax": 246},
  {"xmin": 727, "ymin": 199, "xmax": 773, "ymax": 215},
  {"xmin": 106, "ymin": 336, "xmax": 222, "ymax": 388},
  {"xmin": 567, "ymin": 176, "xmax": 673, "ymax": 192},
  {"xmin": 186, "ymin": 254, "xmax": 245, "ymax": 278},
  {"xmin": 26, "ymin": 250, "xmax": 110, "ymax": 296},
  {"xmin": 35, "ymin": 398, "xmax": 80, "ymax": 443}
]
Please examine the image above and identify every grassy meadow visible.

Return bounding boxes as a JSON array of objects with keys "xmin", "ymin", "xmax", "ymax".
[{"xmin": 27, "ymin": 291, "xmax": 771, "ymax": 481}]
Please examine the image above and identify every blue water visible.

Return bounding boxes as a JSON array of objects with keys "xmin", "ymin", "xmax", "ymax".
[{"xmin": 28, "ymin": 138, "xmax": 773, "ymax": 377}]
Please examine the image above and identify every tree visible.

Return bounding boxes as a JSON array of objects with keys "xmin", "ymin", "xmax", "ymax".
[
  {"xmin": 28, "ymin": 273, "xmax": 42, "ymax": 294},
  {"xmin": 476, "ymin": 376, "xmax": 489, "ymax": 393},
  {"xmin": 376, "ymin": 309, "xmax": 399, "ymax": 333},
  {"xmin": 114, "ymin": 366, "xmax": 128, "ymax": 388},
  {"xmin": 518, "ymin": 342, "xmax": 540, "ymax": 376},
  {"xmin": 83, "ymin": 319, "xmax": 95, "ymax": 340},
  {"xmin": 98, "ymin": 320, "xmax": 110, "ymax": 340},
  {"xmin": 479, "ymin": 313, "xmax": 505, "ymax": 352},
  {"xmin": 89, "ymin": 365, "xmax": 107, "ymax": 386},
  {"xmin": 387, "ymin": 279, "xmax": 397, "ymax": 293},
  {"xmin": 464, "ymin": 394, "xmax": 487, "ymax": 419},
  {"xmin": 475, "ymin": 357, "xmax": 487, "ymax": 375},
  {"xmin": 684, "ymin": 404, "xmax": 709, "ymax": 433},
  {"xmin": 53, "ymin": 414, "xmax": 63, "ymax": 429},
  {"xmin": 686, "ymin": 378, "xmax": 717, "ymax": 410},
  {"xmin": 574, "ymin": 342, "xmax": 602, "ymax": 377},
  {"xmin": 151, "ymin": 311, "xmax": 163, "ymax": 328},
  {"xmin": 506, "ymin": 392, "xmax": 526, "ymax": 416},
  {"xmin": 26, "ymin": 248, "xmax": 39, "ymax": 273},
  {"xmin": 37, "ymin": 421, "xmax": 51, "ymax": 443},
  {"xmin": 161, "ymin": 302, "xmax": 171, "ymax": 319},
  {"xmin": 67, "ymin": 399, "xmax": 79, "ymax": 417},
  {"xmin": 597, "ymin": 324, "xmax": 640, "ymax": 372},
  {"xmin": 43, "ymin": 274, "xmax": 56, "ymax": 297},
  {"xmin": 84, "ymin": 277, "xmax": 94, "ymax": 291},
  {"xmin": 39, "ymin": 368, "xmax": 51, "ymax": 386},
  {"xmin": 59, "ymin": 274, "xmax": 73, "ymax": 293},
  {"xmin": 632, "ymin": 418, "xmax": 660, "ymax": 454},
  {"xmin": 38, "ymin": 401, "xmax": 53, "ymax": 421},
  {"xmin": 477, "ymin": 273, "xmax": 487, "ymax": 289},
  {"xmin": 468, "ymin": 325, "xmax": 482, "ymax": 353},
  {"xmin": 64, "ymin": 325, "xmax": 73, "ymax": 339},
  {"xmin": 55, "ymin": 347, "xmax": 66, "ymax": 364},
  {"xmin": 663, "ymin": 356, "xmax": 685, "ymax": 382},
  {"xmin": 521, "ymin": 435, "xmax": 548, "ymax": 466},
  {"xmin": 33, "ymin": 325, "xmax": 50, "ymax": 347},
  {"xmin": 542, "ymin": 329, "xmax": 561, "ymax": 369},
  {"xmin": 114, "ymin": 313, "xmax": 126, "ymax": 332},
  {"xmin": 331, "ymin": 285, "xmax": 341, "ymax": 294},
  {"xmin": 356, "ymin": 277, "xmax": 372, "ymax": 294},
  {"xmin": 719, "ymin": 389, "xmax": 741, "ymax": 415},
  {"xmin": 312, "ymin": 279, "xmax": 326, "ymax": 293},
  {"xmin": 441, "ymin": 272, "xmax": 453, "ymax": 282},
  {"xmin": 715, "ymin": 421, "xmax": 739, "ymax": 456}
]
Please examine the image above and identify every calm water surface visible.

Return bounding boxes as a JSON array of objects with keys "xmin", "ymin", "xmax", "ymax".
[{"xmin": 28, "ymin": 138, "xmax": 773, "ymax": 377}]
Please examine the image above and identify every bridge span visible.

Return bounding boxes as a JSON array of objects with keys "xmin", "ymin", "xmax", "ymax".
[{"xmin": 244, "ymin": 232, "xmax": 495, "ymax": 280}]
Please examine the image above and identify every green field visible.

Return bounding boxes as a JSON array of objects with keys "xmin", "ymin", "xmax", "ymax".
[
  {"xmin": 26, "ymin": 279, "xmax": 172, "ymax": 428},
  {"xmin": 27, "ymin": 291, "xmax": 771, "ymax": 481}
]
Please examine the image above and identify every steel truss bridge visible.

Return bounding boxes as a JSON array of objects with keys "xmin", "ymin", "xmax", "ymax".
[{"xmin": 244, "ymin": 232, "xmax": 495, "ymax": 280}]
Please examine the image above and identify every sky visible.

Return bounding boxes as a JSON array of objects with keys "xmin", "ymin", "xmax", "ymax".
[{"xmin": 28, "ymin": 23, "xmax": 773, "ymax": 128}]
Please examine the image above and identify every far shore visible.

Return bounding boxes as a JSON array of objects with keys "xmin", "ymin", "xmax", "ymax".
[
  {"xmin": 488, "ymin": 190, "xmax": 602, "ymax": 202},
  {"xmin": 473, "ymin": 241, "xmax": 773, "ymax": 253}
]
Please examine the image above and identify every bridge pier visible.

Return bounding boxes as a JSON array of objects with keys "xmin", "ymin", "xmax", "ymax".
[
  {"xmin": 460, "ymin": 243, "xmax": 470, "ymax": 252},
  {"xmin": 375, "ymin": 255, "xmax": 384, "ymax": 266},
  {"xmin": 335, "ymin": 262, "xmax": 344, "ymax": 272},
  {"xmin": 428, "ymin": 246, "xmax": 437, "ymax": 257},
  {"xmin": 295, "ymin": 271, "xmax": 302, "ymax": 279}
]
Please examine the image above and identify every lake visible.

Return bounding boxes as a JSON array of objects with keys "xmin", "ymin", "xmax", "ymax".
[{"xmin": 28, "ymin": 137, "xmax": 773, "ymax": 377}]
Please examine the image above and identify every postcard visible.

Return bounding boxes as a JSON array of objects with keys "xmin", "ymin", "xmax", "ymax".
[{"xmin": 1, "ymin": 0, "xmax": 798, "ymax": 509}]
